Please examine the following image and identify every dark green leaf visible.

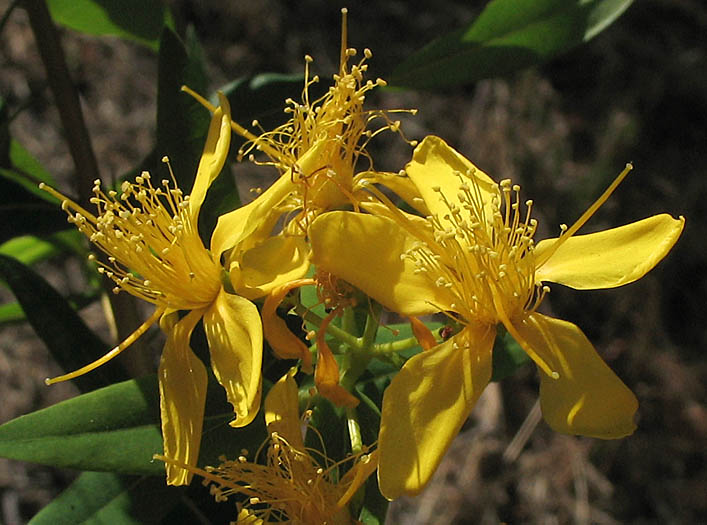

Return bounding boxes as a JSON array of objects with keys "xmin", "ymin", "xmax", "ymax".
[
  {"xmin": 358, "ymin": 474, "xmax": 388, "ymax": 525},
  {"xmin": 389, "ymin": 0, "xmax": 634, "ymax": 89},
  {"xmin": 46, "ymin": 0, "xmax": 173, "ymax": 50},
  {"xmin": 0, "ymin": 253, "xmax": 126, "ymax": 392},
  {"xmin": 0, "ymin": 374, "xmax": 163, "ymax": 474},
  {"xmin": 0, "ymin": 300, "xmax": 23, "ymax": 323},
  {"xmin": 154, "ymin": 26, "xmax": 210, "ymax": 192},
  {"xmin": 29, "ymin": 472, "xmax": 181, "ymax": 525}
]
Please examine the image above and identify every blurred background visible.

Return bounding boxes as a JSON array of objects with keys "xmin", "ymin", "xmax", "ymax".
[{"xmin": 1, "ymin": 0, "xmax": 705, "ymax": 523}]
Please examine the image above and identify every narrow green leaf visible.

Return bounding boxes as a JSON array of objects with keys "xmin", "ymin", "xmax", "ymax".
[
  {"xmin": 29, "ymin": 472, "xmax": 181, "ymax": 525},
  {"xmin": 0, "ymin": 253, "xmax": 127, "ymax": 392},
  {"xmin": 46, "ymin": 0, "xmax": 173, "ymax": 50},
  {"xmin": 0, "ymin": 375, "xmax": 163, "ymax": 474},
  {"xmin": 390, "ymin": 0, "xmax": 634, "ymax": 89},
  {"xmin": 0, "ymin": 300, "xmax": 23, "ymax": 323},
  {"xmin": 154, "ymin": 26, "xmax": 210, "ymax": 192},
  {"xmin": 0, "ymin": 231, "xmax": 84, "ymax": 267}
]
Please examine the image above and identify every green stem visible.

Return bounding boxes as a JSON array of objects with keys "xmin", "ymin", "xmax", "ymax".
[
  {"xmin": 293, "ymin": 302, "xmax": 361, "ymax": 350},
  {"xmin": 346, "ymin": 405, "xmax": 363, "ymax": 454},
  {"xmin": 372, "ymin": 335, "xmax": 424, "ymax": 355}
]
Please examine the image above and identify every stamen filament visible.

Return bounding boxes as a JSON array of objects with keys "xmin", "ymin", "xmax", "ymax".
[
  {"xmin": 536, "ymin": 163, "xmax": 633, "ymax": 268},
  {"xmin": 45, "ymin": 307, "xmax": 165, "ymax": 385}
]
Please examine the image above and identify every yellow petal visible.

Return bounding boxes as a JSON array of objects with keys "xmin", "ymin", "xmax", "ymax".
[
  {"xmin": 203, "ymin": 289, "xmax": 263, "ymax": 428},
  {"xmin": 534, "ymin": 214, "xmax": 685, "ymax": 289},
  {"xmin": 512, "ymin": 312, "xmax": 638, "ymax": 438},
  {"xmin": 310, "ymin": 211, "xmax": 454, "ymax": 316},
  {"xmin": 361, "ymin": 170, "xmax": 430, "ymax": 216},
  {"xmin": 189, "ymin": 93, "xmax": 232, "ymax": 215},
  {"xmin": 262, "ymin": 279, "xmax": 314, "ymax": 373},
  {"xmin": 237, "ymin": 235, "xmax": 311, "ymax": 300},
  {"xmin": 405, "ymin": 136, "xmax": 499, "ymax": 226},
  {"xmin": 378, "ymin": 324, "xmax": 494, "ymax": 499},
  {"xmin": 158, "ymin": 309, "xmax": 208, "ymax": 486},
  {"xmin": 264, "ymin": 368, "xmax": 305, "ymax": 450},
  {"xmin": 210, "ymin": 140, "xmax": 329, "ymax": 256}
]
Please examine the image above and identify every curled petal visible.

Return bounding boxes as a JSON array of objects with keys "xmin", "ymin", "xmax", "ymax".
[
  {"xmin": 409, "ymin": 316, "xmax": 437, "ymax": 350},
  {"xmin": 315, "ymin": 311, "xmax": 359, "ymax": 408},
  {"xmin": 264, "ymin": 368, "xmax": 305, "ymax": 450},
  {"xmin": 310, "ymin": 211, "xmax": 455, "ymax": 316},
  {"xmin": 262, "ymin": 279, "xmax": 314, "ymax": 373},
  {"xmin": 203, "ymin": 290, "xmax": 263, "ymax": 428},
  {"xmin": 534, "ymin": 214, "xmax": 685, "ymax": 289},
  {"xmin": 158, "ymin": 309, "xmax": 207, "ymax": 486},
  {"xmin": 512, "ymin": 313, "xmax": 638, "ymax": 438},
  {"xmin": 189, "ymin": 92, "xmax": 232, "ymax": 215},
  {"xmin": 378, "ymin": 324, "xmax": 494, "ymax": 499}
]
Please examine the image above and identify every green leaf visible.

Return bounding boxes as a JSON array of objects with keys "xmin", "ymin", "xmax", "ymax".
[
  {"xmin": 0, "ymin": 375, "xmax": 163, "ymax": 474},
  {"xmin": 389, "ymin": 0, "xmax": 634, "ymax": 89},
  {"xmin": 154, "ymin": 26, "xmax": 210, "ymax": 192},
  {"xmin": 0, "ymin": 253, "xmax": 126, "ymax": 392},
  {"xmin": 0, "ymin": 300, "xmax": 23, "ymax": 323},
  {"xmin": 46, "ymin": 0, "xmax": 173, "ymax": 51},
  {"xmin": 0, "ymin": 371, "xmax": 267, "ymax": 476},
  {"xmin": 29, "ymin": 472, "xmax": 181, "ymax": 525},
  {"xmin": 0, "ymin": 230, "xmax": 84, "ymax": 267}
]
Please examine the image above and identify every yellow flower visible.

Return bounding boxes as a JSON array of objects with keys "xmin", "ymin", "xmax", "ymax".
[
  {"xmin": 309, "ymin": 136, "xmax": 685, "ymax": 499},
  {"xmin": 40, "ymin": 94, "xmax": 307, "ymax": 485},
  {"xmin": 157, "ymin": 369, "xmax": 378, "ymax": 524},
  {"xmin": 185, "ymin": 8, "xmax": 415, "ymax": 258}
]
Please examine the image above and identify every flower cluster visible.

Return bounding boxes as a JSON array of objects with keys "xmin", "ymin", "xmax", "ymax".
[{"xmin": 42, "ymin": 9, "xmax": 684, "ymax": 521}]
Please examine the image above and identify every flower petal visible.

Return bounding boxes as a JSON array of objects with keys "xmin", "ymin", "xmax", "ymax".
[
  {"xmin": 264, "ymin": 368, "xmax": 305, "ymax": 450},
  {"xmin": 189, "ymin": 93, "xmax": 232, "ymax": 215},
  {"xmin": 158, "ymin": 309, "xmax": 207, "ymax": 486},
  {"xmin": 378, "ymin": 324, "xmax": 494, "ymax": 499},
  {"xmin": 405, "ymin": 136, "xmax": 499, "ymax": 226},
  {"xmin": 512, "ymin": 313, "xmax": 638, "ymax": 438},
  {"xmin": 210, "ymin": 140, "xmax": 329, "ymax": 256},
  {"xmin": 262, "ymin": 279, "xmax": 314, "ymax": 373},
  {"xmin": 534, "ymin": 214, "xmax": 685, "ymax": 289},
  {"xmin": 237, "ymin": 235, "xmax": 311, "ymax": 300},
  {"xmin": 310, "ymin": 211, "xmax": 455, "ymax": 316},
  {"xmin": 203, "ymin": 289, "xmax": 263, "ymax": 428}
]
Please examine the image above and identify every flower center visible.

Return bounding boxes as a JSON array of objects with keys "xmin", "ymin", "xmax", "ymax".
[
  {"xmin": 41, "ymin": 166, "xmax": 222, "ymax": 310},
  {"xmin": 407, "ymin": 170, "xmax": 547, "ymax": 326}
]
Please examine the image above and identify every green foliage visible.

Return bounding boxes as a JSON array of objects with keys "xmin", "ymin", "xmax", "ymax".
[
  {"xmin": 0, "ymin": 374, "xmax": 163, "ymax": 474},
  {"xmin": 0, "ymin": 253, "xmax": 126, "ymax": 392},
  {"xmin": 28, "ymin": 472, "xmax": 181, "ymax": 525},
  {"xmin": 46, "ymin": 0, "xmax": 173, "ymax": 50},
  {"xmin": 390, "ymin": 0, "xmax": 634, "ymax": 89}
]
